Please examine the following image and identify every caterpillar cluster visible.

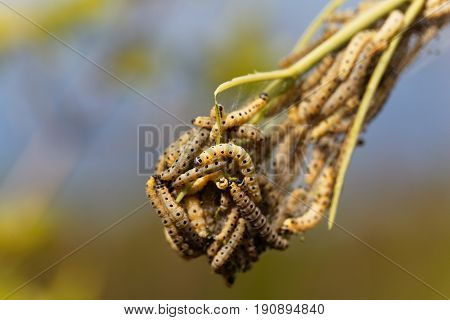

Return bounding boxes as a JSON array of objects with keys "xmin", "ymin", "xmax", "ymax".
[{"xmin": 146, "ymin": 3, "xmax": 449, "ymax": 284}]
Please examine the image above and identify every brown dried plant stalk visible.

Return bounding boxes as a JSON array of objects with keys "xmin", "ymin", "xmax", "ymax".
[{"xmin": 146, "ymin": 0, "xmax": 450, "ymax": 285}]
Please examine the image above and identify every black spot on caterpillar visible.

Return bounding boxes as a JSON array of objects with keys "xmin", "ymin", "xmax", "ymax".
[
  {"xmin": 183, "ymin": 196, "xmax": 208, "ymax": 238},
  {"xmin": 229, "ymin": 124, "xmax": 264, "ymax": 143},
  {"xmin": 192, "ymin": 116, "xmax": 213, "ymax": 129}
]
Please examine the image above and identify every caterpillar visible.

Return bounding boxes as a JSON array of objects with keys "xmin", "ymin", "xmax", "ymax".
[
  {"xmin": 301, "ymin": 54, "xmax": 335, "ymax": 92},
  {"xmin": 165, "ymin": 129, "xmax": 196, "ymax": 167},
  {"xmin": 229, "ymin": 124, "xmax": 264, "ymax": 143},
  {"xmin": 159, "ymin": 128, "xmax": 209, "ymax": 181},
  {"xmin": 229, "ymin": 182, "xmax": 289, "ymax": 250},
  {"xmin": 209, "ymin": 93, "xmax": 269, "ymax": 141},
  {"xmin": 146, "ymin": 177, "xmax": 195, "ymax": 257},
  {"xmin": 329, "ymin": 116, "xmax": 353, "ymax": 134},
  {"xmin": 310, "ymin": 95, "xmax": 359, "ymax": 140},
  {"xmin": 172, "ymin": 160, "xmax": 227, "ymax": 188},
  {"xmin": 155, "ymin": 129, "xmax": 195, "ymax": 173},
  {"xmin": 207, "ymin": 207, "xmax": 239, "ymax": 257},
  {"xmin": 304, "ymin": 144, "xmax": 328, "ymax": 188},
  {"xmin": 157, "ymin": 183, "xmax": 205, "ymax": 248},
  {"xmin": 191, "ymin": 116, "xmax": 213, "ymax": 129},
  {"xmin": 273, "ymin": 125, "xmax": 306, "ymax": 185},
  {"xmin": 338, "ymin": 30, "xmax": 374, "ymax": 81},
  {"xmin": 146, "ymin": 177, "xmax": 174, "ymax": 227},
  {"xmin": 183, "ymin": 196, "xmax": 208, "ymax": 238},
  {"xmin": 320, "ymin": 41, "xmax": 374, "ymax": 117},
  {"xmin": 282, "ymin": 165, "xmax": 336, "ymax": 233},
  {"xmin": 211, "ymin": 218, "xmax": 246, "ymax": 271},
  {"xmin": 195, "ymin": 143, "xmax": 255, "ymax": 176},
  {"xmin": 187, "ymin": 171, "xmax": 223, "ymax": 195},
  {"xmin": 373, "ymin": 10, "xmax": 404, "ymax": 51},
  {"xmin": 296, "ymin": 52, "xmax": 343, "ymax": 122}
]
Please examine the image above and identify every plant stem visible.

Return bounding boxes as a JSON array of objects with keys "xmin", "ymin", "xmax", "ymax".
[
  {"xmin": 327, "ymin": 0, "xmax": 425, "ymax": 229},
  {"xmin": 214, "ymin": 0, "xmax": 410, "ymax": 102},
  {"xmin": 251, "ymin": 0, "xmax": 344, "ymax": 124},
  {"xmin": 291, "ymin": 0, "xmax": 346, "ymax": 54}
]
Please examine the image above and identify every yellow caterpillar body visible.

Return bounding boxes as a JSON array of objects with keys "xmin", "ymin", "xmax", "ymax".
[
  {"xmin": 184, "ymin": 196, "xmax": 208, "ymax": 238},
  {"xmin": 187, "ymin": 171, "xmax": 223, "ymax": 194},
  {"xmin": 230, "ymin": 124, "xmax": 264, "ymax": 142},
  {"xmin": 338, "ymin": 30, "xmax": 374, "ymax": 80},
  {"xmin": 296, "ymin": 52, "xmax": 343, "ymax": 122},
  {"xmin": 192, "ymin": 116, "xmax": 213, "ymax": 129},
  {"xmin": 373, "ymin": 10, "xmax": 404, "ymax": 51},
  {"xmin": 310, "ymin": 95, "xmax": 359, "ymax": 140}
]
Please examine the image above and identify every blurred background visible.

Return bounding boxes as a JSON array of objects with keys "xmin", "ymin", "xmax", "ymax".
[{"xmin": 0, "ymin": 0, "xmax": 449, "ymax": 299}]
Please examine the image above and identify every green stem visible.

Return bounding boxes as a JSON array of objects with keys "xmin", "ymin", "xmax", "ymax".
[
  {"xmin": 327, "ymin": 0, "xmax": 425, "ymax": 229},
  {"xmin": 214, "ymin": 0, "xmax": 410, "ymax": 103},
  {"xmin": 291, "ymin": 0, "xmax": 346, "ymax": 54}
]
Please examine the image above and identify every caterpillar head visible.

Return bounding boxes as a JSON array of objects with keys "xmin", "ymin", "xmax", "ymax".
[{"xmin": 259, "ymin": 92, "xmax": 269, "ymax": 101}]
